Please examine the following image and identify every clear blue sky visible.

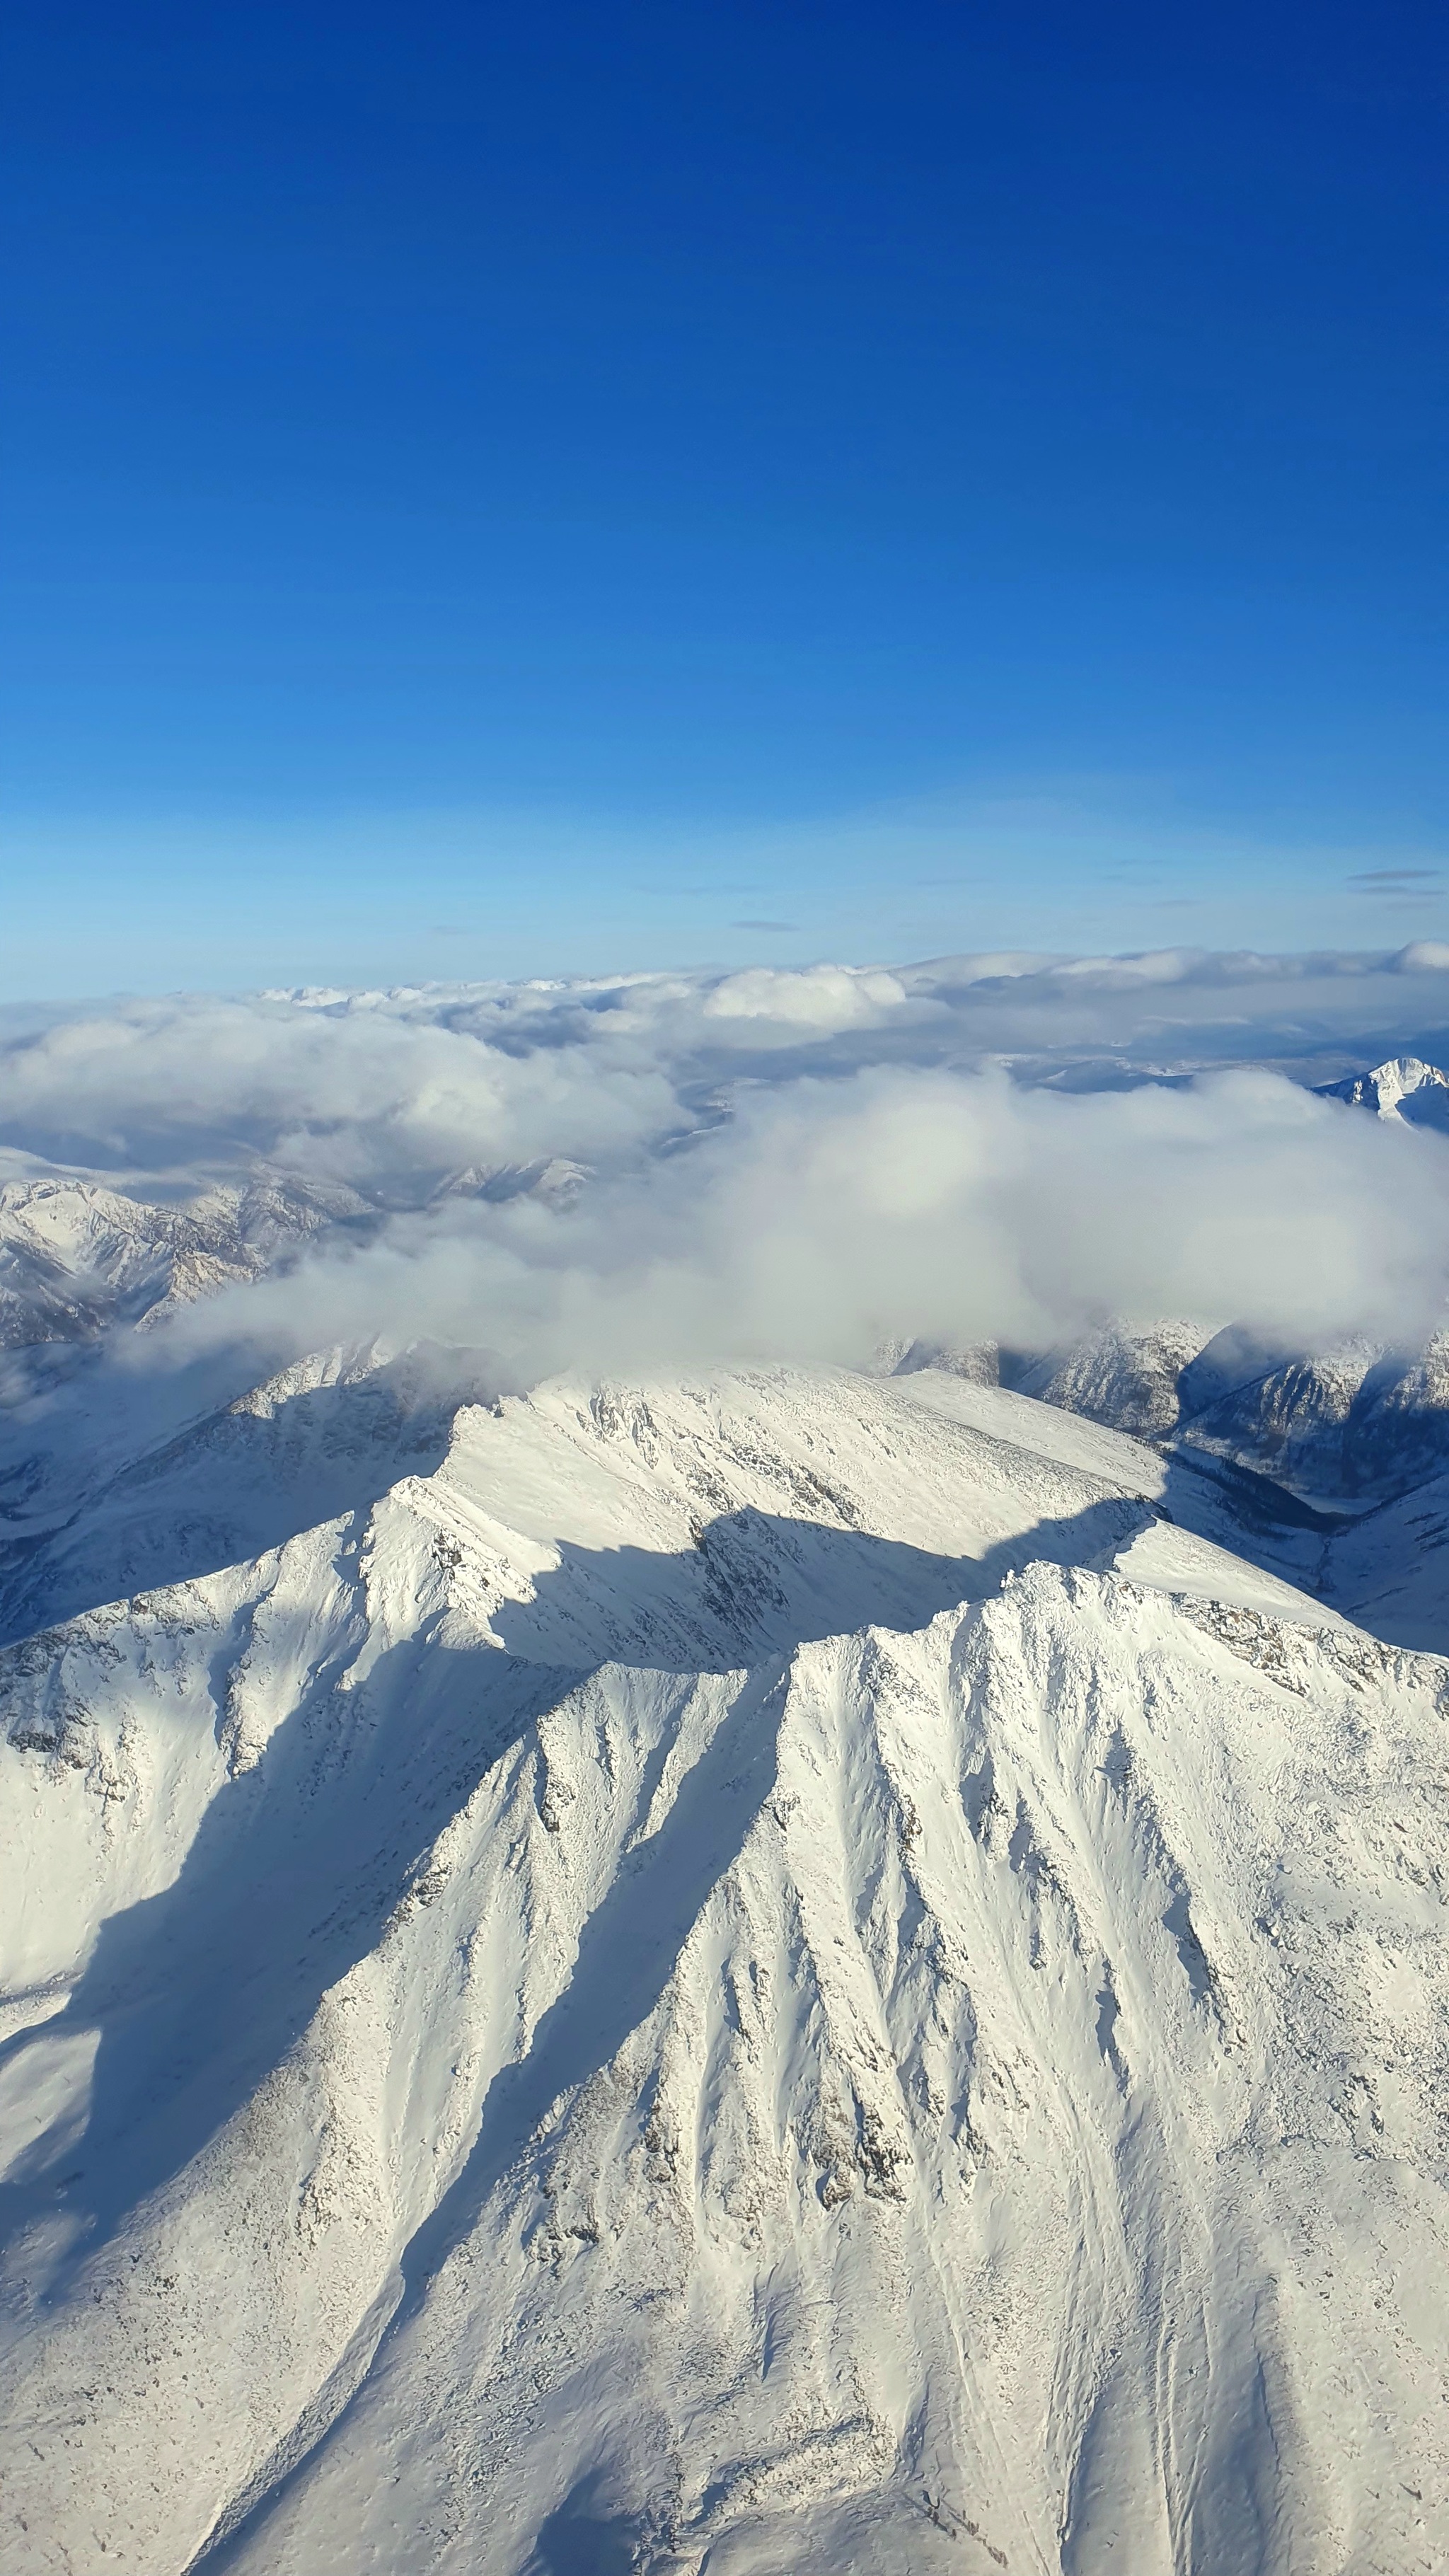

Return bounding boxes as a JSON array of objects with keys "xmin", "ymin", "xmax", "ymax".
[{"xmin": 3, "ymin": 0, "xmax": 1444, "ymax": 993}]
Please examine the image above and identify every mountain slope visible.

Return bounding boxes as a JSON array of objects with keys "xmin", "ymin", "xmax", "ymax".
[
  {"xmin": 1315, "ymin": 1466, "xmax": 1449, "ymax": 1654},
  {"xmin": 0, "ymin": 1174, "xmax": 365, "ymax": 1352},
  {"xmin": 928, "ymin": 1316, "xmax": 1449, "ymax": 1533},
  {"xmin": 1314, "ymin": 1055, "xmax": 1449, "ymax": 1127},
  {"xmin": 1, "ymin": 1368, "xmax": 1445, "ymax": 2575},
  {"xmin": 0, "ymin": 1342, "xmax": 497, "ymax": 1650}
]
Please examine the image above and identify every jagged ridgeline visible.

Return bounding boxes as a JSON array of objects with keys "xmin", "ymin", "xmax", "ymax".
[
  {"xmin": 3, "ymin": 1045, "xmax": 1449, "ymax": 2572},
  {"xmin": 2, "ymin": 1365, "xmax": 1446, "ymax": 2573}
]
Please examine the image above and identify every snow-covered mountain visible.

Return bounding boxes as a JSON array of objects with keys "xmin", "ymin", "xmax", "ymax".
[
  {"xmin": 0, "ymin": 1174, "xmax": 366, "ymax": 1351},
  {"xmin": 1314, "ymin": 1054, "xmax": 1449, "ymax": 1127},
  {"xmin": 925, "ymin": 1062, "xmax": 1449, "ymax": 1506},
  {"xmin": 888, "ymin": 1319, "xmax": 1449, "ymax": 1555},
  {"xmin": 974, "ymin": 1321, "xmax": 1449, "ymax": 1518},
  {"xmin": 0, "ymin": 1157, "xmax": 588, "ymax": 1361},
  {"xmin": 1, "ymin": 1363, "xmax": 1446, "ymax": 2574},
  {"xmin": 0, "ymin": 1341, "xmax": 504, "ymax": 1653},
  {"xmin": 5, "ymin": 1005, "xmax": 1449, "ymax": 2574},
  {"xmin": 995, "ymin": 1323, "xmax": 1448, "ymax": 1501}
]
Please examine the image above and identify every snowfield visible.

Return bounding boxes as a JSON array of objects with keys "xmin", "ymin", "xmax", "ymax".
[{"xmin": 2, "ymin": 1364, "xmax": 1446, "ymax": 2573}]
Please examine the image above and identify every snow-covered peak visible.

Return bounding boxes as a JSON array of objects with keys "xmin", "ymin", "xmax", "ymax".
[
  {"xmin": 1315, "ymin": 1053, "xmax": 1449, "ymax": 1119},
  {"xmin": 0, "ymin": 1172, "xmax": 362, "ymax": 1350},
  {"xmin": 1, "ymin": 1361, "xmax": 1445, "ymax": 2570}
]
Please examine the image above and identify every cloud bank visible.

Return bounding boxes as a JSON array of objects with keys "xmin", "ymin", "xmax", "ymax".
[{"xmin": 5, "ymin": 945, "xmax": 1449, "ymax": 1385}]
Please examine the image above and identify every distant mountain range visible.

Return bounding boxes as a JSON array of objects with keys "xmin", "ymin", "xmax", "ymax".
[{"xmin": 0, "ymin": 1171, "xmax": 362, "ymax": 1349}]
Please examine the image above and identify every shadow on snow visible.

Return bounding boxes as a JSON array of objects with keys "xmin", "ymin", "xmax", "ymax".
[{"xmin": 0, "ymin": 1494, "xmax": 1152, "ymax": 2569}]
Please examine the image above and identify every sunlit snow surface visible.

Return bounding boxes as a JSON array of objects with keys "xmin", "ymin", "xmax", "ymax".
[
  {"xmin": 1, "ymin": 1366, "xmax": 1446, "ymax": 2574},
  {"xmin": 3, "ymin": 963, "xmax": 1449, "ymax": 2571}
]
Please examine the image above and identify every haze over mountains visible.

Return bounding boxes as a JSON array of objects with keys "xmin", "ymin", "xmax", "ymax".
[{"xmin": 4, "ymin": 950, "xmax": 1449, "ymax": 2572}]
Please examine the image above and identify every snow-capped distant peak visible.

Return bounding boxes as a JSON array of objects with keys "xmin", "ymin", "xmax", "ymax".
[{"xmin": 1314, "ymin": 1054, "xmax": 1449, "ymax": 1120}]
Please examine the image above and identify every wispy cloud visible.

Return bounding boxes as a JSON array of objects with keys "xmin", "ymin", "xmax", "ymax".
[{"xmin": 1349, "ymin": 869, "xmax": 1441, "ymax": 889}]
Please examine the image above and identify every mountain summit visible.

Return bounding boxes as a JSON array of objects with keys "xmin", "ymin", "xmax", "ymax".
[
  {"xmin": 1314, "ymin": 1054, "xmax": 1449, "ymax": 1125},
  {"xmin": 2, "ymin": 1363, "xmax": 1446, "ymax": 2573}
]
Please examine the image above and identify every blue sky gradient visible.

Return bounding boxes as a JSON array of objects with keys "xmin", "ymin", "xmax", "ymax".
[{"xmin": 4, "ymin": 0, "xmax": 1443, "ymax": 991}]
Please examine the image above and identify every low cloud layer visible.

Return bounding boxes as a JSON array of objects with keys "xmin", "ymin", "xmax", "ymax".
[
  {"xmin": 6, "ymin": 946, "xmax": 1449, "ymax": 1385},
  {"xmin": 149, "ymin": 1060, "xmax": 1449, "ymax": 1381}
]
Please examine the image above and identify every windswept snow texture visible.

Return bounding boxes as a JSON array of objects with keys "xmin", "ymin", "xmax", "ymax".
[
  {"xmin": 1, "ymin": 1365, "xmax": 1447, "ymax": 2576},
  {"xmin": 4, "ymin": 968, "xmax": 1449, "ymax": 2572}
]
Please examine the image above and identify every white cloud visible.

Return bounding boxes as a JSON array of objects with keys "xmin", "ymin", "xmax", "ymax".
[
  {"xmin": 4, "ymin": 950, "xmax": 1449, "ymax": 1387},
  {"xmin": 142, "ymin": 1059, "xmax": 1449, "ymax": 1387},
  {"xmin": 701, "ymin": 964, "xmax": 908, "ymax": 1030},
  {"xmin": 0, "ymin": 993, "xmax": 676, "ymax": 1189}
]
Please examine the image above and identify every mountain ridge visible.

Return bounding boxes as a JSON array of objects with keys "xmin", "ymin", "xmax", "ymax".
[
  {"xmin": 1313, "ymin": 1053, "xmax": 1449, "ymax": 1124},
  {"xmin": 4, "ymin": 1034, "xmax": 1449, "ymax": 2571},
  {"xmin": 1, "ymin": 1365, "xmax": 1445, "ymax": 2572}
]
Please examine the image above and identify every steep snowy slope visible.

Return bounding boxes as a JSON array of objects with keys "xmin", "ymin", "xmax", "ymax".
[
  {"xmin": 0, "ymin": 1348, "xmax": 1344, "ymax": 1665},
  {"xmin": 0, "ymin": 1342, "xmax": 499, "ymax": 1650},
  {"xmin": 1, "ymin": 1368, "xmax": 1445, "ymax": 2575},
  {"xmin": 1317, "ymin": 1468, "xmax": 1449, "ymax": 1656},
  {"xmin": 998, "ymin": 1322, "xmax": 1213, "ymax": 1440},
  {"xmin": 1314, "ymin": 1056, "xmax": 1449, "ymax": 1128},
  {"xmin": 935, "ymin": 1319, "xmax": 1449, "ymax": 1519}
]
